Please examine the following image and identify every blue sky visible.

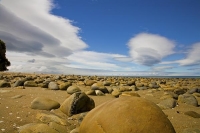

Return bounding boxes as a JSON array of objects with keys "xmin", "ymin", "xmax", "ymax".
[{"xmin": 0, "ymin": 0, "xmax": 200, "ymax": 76}]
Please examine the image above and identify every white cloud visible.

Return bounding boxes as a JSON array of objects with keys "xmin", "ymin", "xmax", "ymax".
[
  {"xmin": 0, "ymin": 0, "xmax": 87, "ymax": 58},
  {"xmin": 66, "ymin": 51, "xmax": 131, "ymax": 71},
  {"xmin": 177, "ymin": 42, "xmax": 200, "ymax": 66},
  {"xmin": 128, "ymin": 33, "xmax": 175, "ymax": 66}
]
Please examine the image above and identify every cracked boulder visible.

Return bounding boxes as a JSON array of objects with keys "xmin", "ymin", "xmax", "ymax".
[{"xmin": 60, "ymin": 92, "xmax": 95, "ymax": 116}]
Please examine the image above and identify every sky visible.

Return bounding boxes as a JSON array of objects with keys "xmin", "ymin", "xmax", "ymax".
[{"xmin": 0, "ymin": 0, "xmax": 200, "ymax": 76}]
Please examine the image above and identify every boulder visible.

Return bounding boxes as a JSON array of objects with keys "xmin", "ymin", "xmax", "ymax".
[
  {"xmin": 31, "ymin": 97, "xmax": 60, "ymax": 110},
  {"xmin": 79, "ymin": 97, "xmax": 175, "ymax": 133},
  {"xmin": 178, "ymin": 94, "xmax": 198, "ymax": 106},
  {"xmin": 157, "ymin": 98, "xmax": 177, "ymax": 109},
  {"xmin": 60, "ymin": 92, "xmax": 95, "ymax": 116}
]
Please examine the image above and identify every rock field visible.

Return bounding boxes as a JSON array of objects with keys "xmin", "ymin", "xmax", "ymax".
[{"xmin": 0, "ymin": 72, "xmax": 200, "ymax": 133}]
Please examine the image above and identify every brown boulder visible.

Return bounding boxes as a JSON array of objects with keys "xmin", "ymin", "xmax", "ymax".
[{"xmin": 79, "ymin": 97, "xmax": 175, "ymax": 133}]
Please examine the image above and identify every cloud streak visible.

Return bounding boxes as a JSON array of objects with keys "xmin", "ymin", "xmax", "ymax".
[
  {"xmin": 177, "ymin": 42, "xmax": 200, "ymax": 66},
  {"xmin": 128, "ymin": 33, "xmax": 175, "ymax": 66}
]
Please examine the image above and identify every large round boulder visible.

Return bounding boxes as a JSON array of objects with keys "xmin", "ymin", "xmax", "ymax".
[{"xmin": 79, "ymin": 97, "xmax": 175, "ymax": 133}]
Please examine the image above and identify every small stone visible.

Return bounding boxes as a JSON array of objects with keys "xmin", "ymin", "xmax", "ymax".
[
  {"xmin": 157, "ymin": 98, "xmax": 177, "ymax": 110},
  {"xmin": 48, "ymin": 82, "xmax": 59, "ymax": 90},
  {"xmin": 95, "ymin": 90, "xmax": 105, "ymax": 96},
  {"xmin": 184, "ymin": 111, "xmax": 200, "ymax": 118},
  {"xmin": 31, "ymin": 97, "xmax": 60, "ymax": 110},
  {"xmin": 67, "ymin": 86, "xmax": 81, "ymax": 94},
  {"xmin": 24, "ymin": 81, "xmax": 38, "ymax": 87},
  {"xmin": 18, "ymin": 123, "xmax": 58, "ymax": 133}
]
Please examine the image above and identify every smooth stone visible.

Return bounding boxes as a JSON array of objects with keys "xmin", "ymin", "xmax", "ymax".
[
  {"xmin": 85, "ymin": 80, "xmax": 96, "ymax": 86},
  {"xmin": 178, "ymin": 94, "xmax": 198, "ymax": 106},
  {"xmin": 67, "ymin": 86, "xmax": 81, "ymax": 94},
  {"xmin": 18, "ymin": 123, "xmax": 58, "ymax": 133},
  {"xmin": 0, "ymin": 80, "xmax": 11, "ymax": 87},
  {"xmin": 79, "ymin": 97, "xmax": 175, "ymax": 133},
  {"xmin": 85, "ymin": 90, "xmax": 96, "ymax": 95},
  {"xmin": 187, "ymin": 88, "xmax": 198, "ymax": 94},
  {"xmin": 24, "ymin": 81, "xmax": 38, "ymax": 87},
  {"xmin": 36, "ymin": 112, "xmax": 68, "ymax": 125},
  {"xmin": 60, "ymin": 92, "xmax": 95, "ymax": 116},
  {"xmin": 59, "ymin": 82, "xmax": 72, "ymax": 90},
  {"xmin": 48, "ymin": 82, "xmax": 59, "ymax": 90},
  {"xmin": 157, "ymin": 98, "xmax": 177, "ymax": 109},
  {"xmin": 95, "ymin": 90, "xmax": 105, "ymax": 96},
  {"xmin": 91, "ymin": 83, "xmax": 108, "ymax": 93},
  {"xmin": 31, "ymin": 97, "xmax": 60, "ymax": 110},
  {"xmin": 174, "ymin": 89, "xmax": 187, "ymax": 95},
  {"xmin": 13, "ymin": 79, "xmax": 26, "ymax": 87},
  {"xmin": 111, "ymin": 89, "xmax": 121, "ymax": 98}
]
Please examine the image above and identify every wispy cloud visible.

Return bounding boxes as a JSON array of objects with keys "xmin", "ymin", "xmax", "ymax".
[
  {"xmin": 151, "ymin": 66, "xmax": 175, "ymax": 71},
  {"xmin": 128, "ymin": 33, "xmax": 175, "ymax": 66},
  {"xmin": 66, "ymin": 50, "xmax": 132, "ymax": 71},
  {"xmin": 177, "ymin": 42, "xmax": 200, "ymax": 66}
]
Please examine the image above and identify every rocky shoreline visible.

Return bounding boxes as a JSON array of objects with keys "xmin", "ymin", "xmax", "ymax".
[{"xmin": 0, "ymin": 72, "xmax": 200, "ymax": 133}]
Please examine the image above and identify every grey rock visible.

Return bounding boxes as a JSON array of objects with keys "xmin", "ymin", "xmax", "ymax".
[
  {"xmin": 178, "ymin": 94, "xmax": 198, "ymax": 106},
  {"xmin": 48, "ymin": 82, "xmax": 59, "ymax": 90},
  {"xmin": 157, "ymin": 98, "xmax": 177, "ymax": 109},
  {"xmin": 174, "ymin": 89, "xmax": 187, "ymax": 95}
]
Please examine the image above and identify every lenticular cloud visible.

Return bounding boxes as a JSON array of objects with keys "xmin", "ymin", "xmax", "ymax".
[{"xmin": 128, "ymin": 33, "xmax": 175, "ymax": 66}]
